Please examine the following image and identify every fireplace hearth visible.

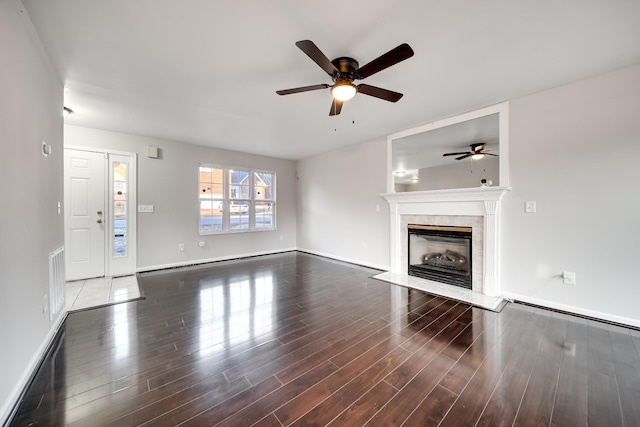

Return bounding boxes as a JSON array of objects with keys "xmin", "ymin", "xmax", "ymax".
[{"xmin": 408, "ymin": 224, "xmax": 472, "ymax": 289}]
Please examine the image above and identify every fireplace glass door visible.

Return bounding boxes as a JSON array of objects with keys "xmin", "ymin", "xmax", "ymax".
[{"xmin": 408, "ymin": 225, "xmax": 472, "ymax": 289}]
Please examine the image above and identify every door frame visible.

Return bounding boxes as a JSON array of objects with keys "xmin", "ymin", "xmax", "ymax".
[{"xmin": 65, "ymin": 146, "xmax": 137, "ymax": 278}]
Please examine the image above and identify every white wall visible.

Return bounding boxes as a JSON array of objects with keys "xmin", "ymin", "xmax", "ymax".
[
  {"xmin": 296, "ymin": 138, "xmax": 389, "ymax": 270},
  {"xmin": 0, "ymin": 0, "xmax": 65, "ymax": 421},
  {"xmin": 65, "ymin": 126, "xmax": 297, "ymax": 270},
  {"xmin": 502, "ymin": 64, "xmax": 640, "ymax": 325}
]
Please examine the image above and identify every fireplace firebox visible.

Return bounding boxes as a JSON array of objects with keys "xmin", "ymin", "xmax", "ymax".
[{"xmin": 408, "ymin": 224, "xmax": 472, "ymax": 289}]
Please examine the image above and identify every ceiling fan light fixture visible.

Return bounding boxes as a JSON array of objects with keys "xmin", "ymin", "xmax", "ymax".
[
  {"xmin": 410, "ymin": 177, "xmax": 419, "ymax": 183},
  {"xmin": 331, "ymin": 82, "xmax": 357, "ymax": 102},
  {"xmin": 471, "ymin": 153, "xmax": 485, "ymax": 160}
]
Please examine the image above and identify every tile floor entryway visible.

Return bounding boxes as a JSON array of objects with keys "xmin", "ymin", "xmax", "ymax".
[{"xmin": 66, "ymin": 275, "xmax": 142, "ymax": 311}]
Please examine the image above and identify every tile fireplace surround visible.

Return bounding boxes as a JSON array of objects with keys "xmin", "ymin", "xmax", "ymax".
[{"xmin": 375, "ymin": 187, "xmax": 510, "ymax": 311}]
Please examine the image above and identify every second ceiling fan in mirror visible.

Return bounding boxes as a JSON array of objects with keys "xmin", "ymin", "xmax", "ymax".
[{"xmin": 443, "ymin": 143, "xmax": 498, "ymax": 160}]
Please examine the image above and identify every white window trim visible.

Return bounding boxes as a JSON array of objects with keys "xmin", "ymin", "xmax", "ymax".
[{"xmin": 199, "ymin": 164, "xmax": 276, "ymax": 235}]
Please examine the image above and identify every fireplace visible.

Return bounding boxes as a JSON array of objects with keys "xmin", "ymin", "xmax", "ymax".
[
  {"xmin": 408, "ymin": 225, "xmax": 472, "ymax": 289},
  {"xmin": 381, "ymin": 187, "xmax": 510, "ymax": 301}
]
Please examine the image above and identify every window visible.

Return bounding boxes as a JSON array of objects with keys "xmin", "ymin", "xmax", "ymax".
[
  {"xmin": 113, "ymin": 161, "xmax": 128, "ymax": 257},
  {"xmin": 199, "ymin": 165, "xmax": 275, "ymax": 234}
]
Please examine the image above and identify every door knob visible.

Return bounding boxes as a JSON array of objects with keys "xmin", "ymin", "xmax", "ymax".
[
  {"xmin": 97, "ymin": 210, "xmax": 103, "ymax": 215},
  {"xmin": 97, "ymin": 218, "xmax": 103, "ymax": 224}
]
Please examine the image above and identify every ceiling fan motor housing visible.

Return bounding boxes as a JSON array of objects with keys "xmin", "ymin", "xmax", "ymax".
[{"xmin": 331, "ymin": 57, "xmax": 359, "ymax": 82}]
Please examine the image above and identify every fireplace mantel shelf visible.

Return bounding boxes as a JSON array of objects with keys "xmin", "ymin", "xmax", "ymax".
[{"xmin": 381, "ymin": 186, "xmax": 511, "ymax": 204}]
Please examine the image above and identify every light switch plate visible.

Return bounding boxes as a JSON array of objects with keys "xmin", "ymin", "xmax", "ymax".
[
  {"xmin": 138, "ymin": 205, "xmax": 154, "ymax": 213},
  {"xmin": 525, "ymin": 201, "xmax": 536, "ymax": 213}
]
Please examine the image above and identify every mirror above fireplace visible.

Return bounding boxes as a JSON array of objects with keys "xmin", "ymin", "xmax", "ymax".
[{"xmin": 387, "ymin": 102, "xmax": 510, "ymax": 193}]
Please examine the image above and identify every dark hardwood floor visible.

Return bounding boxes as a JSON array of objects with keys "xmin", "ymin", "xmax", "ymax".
[{"xmin": 8, "ymin": 252, "xmax": 640, "ymax": 426}]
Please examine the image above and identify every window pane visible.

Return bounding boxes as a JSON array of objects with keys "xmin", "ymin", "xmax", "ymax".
[
  {"xmin": 229, "ymin": 169, "xmax": 250, "ymax": 199},
  {"xmin": 254, "ymin": 172, "xmax": 273, "ymax": 200},
  {"xmin": 200, "ymin": 166, "xmax": 223, "ymax": 199},
  {"xmin": 255, "ymin": 201, "xmax": 273, "ymax": 229},
  {"xmin": 200, "ymin": 200, "xmax": 223, "ymax": 233},
  {"xmin": 113, "ymin": 162, "xmax": 127, "ymax": 257},
  {"xmin": 229, "ymin": 201, "xmax": 249, "ymax": 230}
]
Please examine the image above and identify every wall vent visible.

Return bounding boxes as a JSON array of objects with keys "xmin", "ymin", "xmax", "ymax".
[{"xmin": 49, "ymin": 247, "xmax": 65, "ymax": 321}]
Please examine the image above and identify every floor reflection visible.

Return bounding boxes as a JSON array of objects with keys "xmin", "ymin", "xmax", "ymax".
[
  {"xmin": 198, "ymin": 271, "xmax": 275, "ymax": 354},
  {"xmin": 113, "ymin": 296, "xmax": 131, "ymax": 360}
]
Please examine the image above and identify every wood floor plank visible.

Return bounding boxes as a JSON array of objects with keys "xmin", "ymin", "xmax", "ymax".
[
  {"xmin": 325, "ymin": 380, "xmax": 398, "ymax": 427},
  {"xmin": 511, "ymin": 313, "xmax": 567, "ymax": 427},
  {"xmin": 437, "ymin": 304, "xmax": 523, "ymax": 395},
  {"xmin": 550, "ymin": 316, "xmax": 588, "ymax": 427},
  {"xmin": 438, "ymin": 307, "xmax": 550, "ymax": 427},
  {"xmin": 364, "ymin": 354, "xmax": 456, "ymax": 426},
  {"xmin": 171, "ymin": 375, "xmax": 283, "ymax": 427},
  {"xmin": 401, "ymin": 384, "xmax": 458, "ymax": 426},
  {"xmin": 270, "ymin": 320, "xmax": 389, "ymax": 386},
  {"xmin": 214, "ymin": 361, "xmax": 338, "ymax": 427},
  {"xmin": 586, "ymin": 320, "xmax": 624, "ymax": 427},
  {"xmin": 608, "ymin": 324, "xmax": 640, "ymax": 427},
  {"xmin": 289, "ymin": 347, "xmax": 411, "ymax": 426},
  {"xmin": 386, "ymin": 317, "xmax": 469, "ymax": 390},
  {"xmin": 274, "ymin": 334, "xmax": 403, "ymax": 425},
  {"xmin": 475, "ymin": 308, "xmax": 551, "ymax": 427}
]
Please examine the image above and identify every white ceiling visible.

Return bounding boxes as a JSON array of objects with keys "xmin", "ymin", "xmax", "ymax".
[{"xmin": 22, "ymin": 0, "xmax": 640, "ymax": 161}]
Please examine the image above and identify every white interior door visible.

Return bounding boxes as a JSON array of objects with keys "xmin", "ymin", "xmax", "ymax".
[{"xmin": 64, "ymin": 149, "xmax": 106, "ymax": 281}]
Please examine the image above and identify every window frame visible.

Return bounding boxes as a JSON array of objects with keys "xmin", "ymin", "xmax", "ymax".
[{"xmin": 199, "ymin": 164, "xmax": 276, "ymax": 235}]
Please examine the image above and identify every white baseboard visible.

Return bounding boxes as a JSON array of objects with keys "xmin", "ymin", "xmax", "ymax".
[
  {"xmin": 501, "ymin": 292, "xmax": 640, "ymax": 328},
  {"xmin": 296, "ymin": 247, "xmax": 389, "ymax": 272},
  {"xmin": 136, "ymin": 248, "xmax": 298, "ymax": 273},
  {"xmin": 1, "ymin": 309, "xmax": 67, "ymax": 424}
]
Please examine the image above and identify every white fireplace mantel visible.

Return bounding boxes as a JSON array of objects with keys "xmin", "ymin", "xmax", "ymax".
[
  {"xmin": 382, "ymin": 186, "xmax": 509, "ymax": 204},
  {"xmin": 382, "ymin": 186, "xmax": 510, "ymax": 299}
]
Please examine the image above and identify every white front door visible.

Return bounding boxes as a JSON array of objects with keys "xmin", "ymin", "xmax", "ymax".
[
  {"xmin": 64, "ymin": 149, "xmax": 106, "ymax": 281},
  {"xmin": 64, "ymin": 148, "xmax": 137, "ymax": 281}
]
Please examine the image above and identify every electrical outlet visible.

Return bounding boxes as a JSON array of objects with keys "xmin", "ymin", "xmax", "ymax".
[
  {"xmin": 563, "ymin": 271, "xmax": 576, "ymax": 285},
  {"xmin": 280, "ymin": 235, "xmax": 284, "ymax": 241},
  {"xmin": 363, "ymin": 243, "xmax": 368, "ymax": 252},
  {"xmin": 178, "ymin": 244, "xmax": 185, "ymax": 252}
]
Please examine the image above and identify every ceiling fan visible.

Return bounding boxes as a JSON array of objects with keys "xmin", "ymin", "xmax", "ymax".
[
  {"xmin": 276, "ymin": 40, "xmax": 414, "ymax": 116},
  {"xmin": 442, "ymin": 143, "xmax": 498, "ymax": 160}
]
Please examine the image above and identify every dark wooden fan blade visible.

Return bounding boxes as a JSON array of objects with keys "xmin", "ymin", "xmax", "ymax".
[
  {"xmin": 357, "ymin": 84, "xmax": 403, "ymax": 102},
  {"xmin": 276, "ymin": 84, "xmax": 330, "ymax": 95},
  {"xmin": 443, "ymin": 152, "xmax": 471, "ymax": 157},
  {"xmin": 483, "ymin": 152, "xmax": 499, "ymax": 156},
  {"xmin": 295, "ymin": 40, "xmax": 339, "ymax": 75},
  {"xmin": 329, "ymin": 99, "xmax": 343, "ymax": 116},
  {"xmin": 456, "ymin": 153, "xmax": 473, "ymax": 160},
  {"xmin": 356, "ymin": 43, "xmax": 414, "ymax": 79}
]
